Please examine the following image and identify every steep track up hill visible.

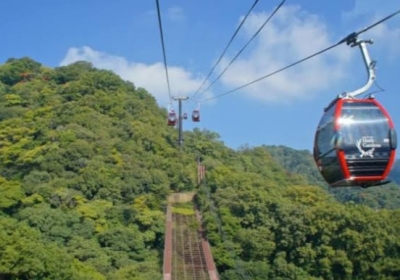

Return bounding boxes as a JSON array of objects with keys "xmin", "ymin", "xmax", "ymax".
[{"xmin": 163, "ymin": 193, "xmax": 219, "ymax": 280}]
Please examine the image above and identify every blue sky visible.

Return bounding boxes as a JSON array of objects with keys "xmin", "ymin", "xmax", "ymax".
[{"xmin": 1, "ymin": 0, "xmax": 399, "ymax": 152}]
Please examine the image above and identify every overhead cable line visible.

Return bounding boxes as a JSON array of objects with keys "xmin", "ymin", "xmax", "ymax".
[
  {"xmin": 199, "ymin": 7, "xmax": 400, "ymax": 103},
  {"xmin": 195, "ymin": 0, "xmax": 287, "ymax": 101},
  {"xmin": 155, "ymin": 0, "xmax": 173, "ymax": 102},
  {"xmin": 191, "ymin": 0, "xmax": 261, "ymax": 101}
]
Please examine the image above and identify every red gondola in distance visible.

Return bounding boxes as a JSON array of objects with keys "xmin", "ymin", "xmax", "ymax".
[
  {"xmin": 167, "ymin": 110, "xmax": 177, "ymax": 126},
  {"xmin": 313, "ymin": 36, "xmax": 397, "ymax": 188},
  {"xmin": 192, "ymin": 109, "xmax": 200, "ymax": 122}
]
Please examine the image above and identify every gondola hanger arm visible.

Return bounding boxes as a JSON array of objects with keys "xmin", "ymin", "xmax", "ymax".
[{"xmin": 342, "ymin": 36, "xmax": 376, "ymax": 98}]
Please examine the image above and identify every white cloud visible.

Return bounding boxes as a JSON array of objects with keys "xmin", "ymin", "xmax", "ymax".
[
  {"xmin": 167, "ymin": 6, "xmax": 185, "ymax": 22},
  {"xmin": 366, "ymin": 20, "xmax": 400, "ymax": 61},
  {"xmin": 216, "ymin": 5, "xmax": 354, "ymax": 103},
  {"xmin": 59, "ymin": 3, "xmax": 399, "ymax": 107},
  {"xmin": 60, "ymin": 46, "xmax": 212, "ymax": 106}
]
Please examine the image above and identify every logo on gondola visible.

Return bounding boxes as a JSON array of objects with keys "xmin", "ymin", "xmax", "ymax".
[{"xmin": 356, "ymin": 136, "xmax": 381, "ymax": 158}]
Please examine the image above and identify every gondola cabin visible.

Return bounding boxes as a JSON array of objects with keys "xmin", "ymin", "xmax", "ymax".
[
  {"xmin": 167, "ymin": 110, "xmax": 177, "ymax": 126},
  {"xmin": 313, "ymin": 97, "xmax": 397, "ymax": 188},
  {"xmin": 192, "ymin": 109, "xmax": 200, "ymax": 122},
  {"xmin": 183, "ymin": 112, "xmax": 188, "ymax": 120}
]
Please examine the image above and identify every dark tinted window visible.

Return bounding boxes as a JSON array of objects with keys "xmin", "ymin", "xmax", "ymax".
[
  {"xmin": 314, "ymin": 102, "xmax": 344, "ymax": 184},
  {"xmin": 338, "ymin": 101, "xmax": 390, "ymax": 156},
  {"xmin": 315, "ymin": 104, "xmax": 336, "ymax": 158}
]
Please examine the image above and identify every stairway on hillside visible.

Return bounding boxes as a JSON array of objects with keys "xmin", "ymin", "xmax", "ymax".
[
  {"xmin": 171, "ymin": 212, "xmax": 210, "ymax": 280},
  {"xmin": 163, "ymin": 193, "xmax": 219, "ymax": 280}
]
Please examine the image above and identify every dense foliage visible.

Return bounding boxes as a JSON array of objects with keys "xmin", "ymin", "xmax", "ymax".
[
  {"xmin": 1, "ymin": 57, "xmax": 400, "ymax": 279},
  {"xmin": 196, "ymin": 146, "xmax": 400, "ymax": 279},
  {"xmin": 264, "ymin": 145, "xmax": 400, "ymax": 209},
  {"xmin": 0, "ymin": 57, "xmax": 199, "ymax": 279}
]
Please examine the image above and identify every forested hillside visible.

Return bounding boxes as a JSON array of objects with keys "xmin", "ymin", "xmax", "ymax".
[
  {"xmin": 197, "ymin": 146, "xmax": 400, "ymax": 279},
  {"xmin": 0, "ymin": 57, "xmax": 200, "ymax": 279},
  {"xmin": 1, "ymin": 57, "xmax": 400, "ymax": 280},
  {"xmin": 264, "ymin": 145, "xmax": 400, "ymax": 210}
]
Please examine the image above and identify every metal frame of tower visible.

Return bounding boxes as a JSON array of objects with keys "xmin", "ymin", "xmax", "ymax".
[{"xmin": 173, "ymin": 96, "xmax": 189, "ymax": 151}]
